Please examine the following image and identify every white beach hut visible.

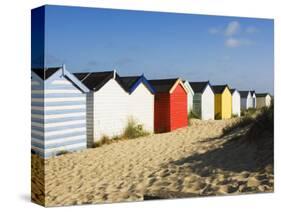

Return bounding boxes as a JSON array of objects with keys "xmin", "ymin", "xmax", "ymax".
[
  {"xmin": 250, "ymin": 90, "xmax": 257, "ymax": 108},
  {"xmin": 189, "ymin": 81, "xmax": 214, "ymax": 120},
  {"xmin": 239, "ymin": 91, "xmax": 252, "ymax": 110},
  {"xmin": 256, "ymin": 93, "xmax": 272, "ymax": 108},
  {"xmin": 183, "ymin": 80, "xmax": 194, "ymax": 114},
  {"xmin": 74, "ymin": 70, "xmax": 131, "ymax": 146},
  {"xmin": 31, "ymin": 66, "xmax": 89, "ymax": 158},
  {"xmin": 119, "ymin": 75, "xmax": 155, "ymax": 132},
  {"xmin": 230, "ymin": 89, "xmax": 241, "ymax": 117}
]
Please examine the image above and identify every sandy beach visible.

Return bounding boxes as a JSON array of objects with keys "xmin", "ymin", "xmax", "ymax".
[{"xmin": 32, "ymin": 118, "xmax": 274, "ymax": 206}]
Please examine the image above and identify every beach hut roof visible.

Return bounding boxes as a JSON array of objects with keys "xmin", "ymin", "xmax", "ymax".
[
  {"xmin": 74, "ymin": 71, "xmax": 124, "ymax": 91},
  {"xmin": 189, "ymin": 81, "xmax": 212, "ymax": 93},
  {"xmin": 230, "ymin": 88, "xmax": 236, "ymax": 94},
  {"xmin": 212, "ymin": 84, "xmax": 229, "ymax": 94},
  {"xmin": 183, "ymin": 80, "xmax": 195, "ymax": 96},
  {"xmin": 32, "ymin": 66, "xmax": 89, "ymax": 92},
  {"xmin": 239, "ymin": 91, "xmax": 250, "ymax": 98},
  {"xmin": 250, "ymin": 90, "xmax": 256, "ymax": 96},
  {"xmin": 32, "ymin": 67, "xmax": 61, "ymax": 80},
  {"xmin": 256, "ymin": 93, "xmax": 270, "ymax": 97},
  {"xmin": 119, "ymin": 75, "xmax": 155, "ymax": 94},
  {"xmin": 148, "ymin": 78, "xmax": 187, "ymax": 94}
]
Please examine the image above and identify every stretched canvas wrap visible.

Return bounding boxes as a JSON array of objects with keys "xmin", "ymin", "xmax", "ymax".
[{"xmin": 31, "ymin": 5, "xmax": 274, "ymax": 207}]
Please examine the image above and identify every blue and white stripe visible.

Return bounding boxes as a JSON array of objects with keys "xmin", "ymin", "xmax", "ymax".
[{"xmin": 31, "ymin": 69, "xmax": 88, "ymax": 158}]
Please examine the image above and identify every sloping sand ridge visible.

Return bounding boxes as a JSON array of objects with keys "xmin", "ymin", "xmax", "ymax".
[{"xmin": 32, "ymin": 119, "xmax": 273, "ymax": 206}]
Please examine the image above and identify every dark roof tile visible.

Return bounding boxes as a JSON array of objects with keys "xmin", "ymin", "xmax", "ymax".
[
  {"xmin": 230, "ymin": 89, "xmax": 236, "ymax": 94},
  {"xmin": 256, "ymin": 93, "xmax": 270, "ymax": 97},
  {"xmin": 212, "ymin": 85, "xmax": 228, "ymax": 94},
  {"xmin": 74, "ymin": 71, "xmax": 116, "ymax": 91},
  {"xmin": 239, "ymin": 91, "xmax": 250, "ymax": 98},
  {"xmin": 148, "ymin": 78, "xmax": 178, "ymax": 93},
  {"xmin": 189, "ymin": 81, "xmax": 210, "ymax": 93},
  {"xmin": 32, "ymin": 67, "xmax": 61, "ymax": 80},
  {"xmin": 119, "ymin": 76, "xmax": 141, "ymax": 92}
]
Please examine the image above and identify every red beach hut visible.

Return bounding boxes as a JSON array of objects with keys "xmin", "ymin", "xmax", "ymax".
[{"xmin": 148, "ymin": 78, "xmax": 188, "ymax": 133}]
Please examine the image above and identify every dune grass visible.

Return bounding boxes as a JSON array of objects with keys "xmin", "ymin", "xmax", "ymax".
[
  {"xmin": 123, "ymin": 118, "xmax": 150, "ymax": 139},
  {"xmin": 246, "ymin": 104, "xmax": 273, "ymax": 142},
  {"xmin": 93, "ymin": 118, "xmax": 150, "ymax": 147},
  {"xmin": 188, "ymin": 110, "xmax": 200, "ymax": 119},
  {"xmin": 223, "ymin": 115, "xmax": 254, "ymax": 135}
]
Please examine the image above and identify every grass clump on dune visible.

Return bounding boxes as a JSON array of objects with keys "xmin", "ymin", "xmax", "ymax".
[
  {"xmin": 247, "ymin": 104, "xmax": 274, "ymax": 168},
  {"xmin": 123, "ymin": 118, "xmax": 150, "ymax": 139},
  {"xmin": 223, "ymin": 115, "xmax": 254, "ymax": 135},
  {"xmin": 93, "ymin": 117, "xmax": 150, "ymax": 147},
  {"xmin": 246, "ymin": 104, "xmax": 273, "ymax": 142},
  {"xmin": 189, "ymin": 110, "xmax": 200, "ymax": 119}
]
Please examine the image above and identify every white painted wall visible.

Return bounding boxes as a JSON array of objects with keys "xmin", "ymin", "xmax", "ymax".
[
  {"xmin": 129, "ymin": 82, "xmax": 154, "ymax": 132},
  {"xmin": 184, "ymin": 82, "xmax": 194, "ymax": 113},
  {"xmin": 252, "ymin": 94, "xmax": 256, "ymax": 108},
  {"xmin": 232, "ymin": 91, "xmax": 241, "ymax": 117},
  {"xmin": 265, "ymin": 95, "xmax": 272, "ymax": 107},
  {"xmin": 248, "ymin": 96, "xmax": 253, "ymax": 108},
  {"xmin": 256, "ymin": 95, "xmax": 271, "ymax": 108},
  {"xmin": 201, "ymin": 85, "xmax": 214, "ymax": 120},
  {"xmin": 241, "ymin": 92, "xmax": 254, "ymax": 110},
  {"xmin": 93, "ymin": 79, "xmax": 129, "ymax": 141},
  {"xmin": 188, "ymin": 92, "xmax": 193, "ymax": 113}
]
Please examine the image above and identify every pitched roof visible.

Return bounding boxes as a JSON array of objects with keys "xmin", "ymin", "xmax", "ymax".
[
  {"xmin": 189, "ymin": 81, "xmax": 210, "ymax": 93},
  {"xmin": 119, "ymin": 76, "xmax": 140, "ymax": 92},
  {"xmin": 250, "ymin": 90, "xmax": 256, "ymax": 96},
  {"xmin": 119, "ymin": 75, "xmax": 155, "ymax": 94},
  {"xmin": 239, "ymin": 91, "xmax": 250, "ymax": 98},
  {"xmin": 256, "ymin": 93, "xmax": 270, "ymax": 97},
  {"xmin": 212, "ymin": 85, "xmax": 229, "ymax": 94},
  {"xmin": 148, "ymin": 78, "xmax": 178, "ymax": 93},
  {"xmin": 230, "ymin": 89, "xmax": 236, "ymax": 94},
  {"xmin": 183, "ymin": 80, "xmax": 194, "ymax": 95},
  {"xmin": 74, "ymin": 71, "xmax": 121, "ymax": 91},
  {"xmin": 32, "ymin": 67, "xmax": 61, "ymax": 80}
]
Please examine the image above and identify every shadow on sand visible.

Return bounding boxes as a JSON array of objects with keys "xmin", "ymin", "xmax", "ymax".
[{"xmin": 170, "ymin": 127, "xmax": 260, "ymax": 175}]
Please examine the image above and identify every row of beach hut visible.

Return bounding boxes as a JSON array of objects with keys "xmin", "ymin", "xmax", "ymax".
[{"xmin": 31, "ymin": 66, "xmax": 271, "ymax": 158}]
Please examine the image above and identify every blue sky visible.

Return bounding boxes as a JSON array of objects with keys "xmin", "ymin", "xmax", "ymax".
[{"xmin": 40, "ymin": 5, "xmax": 274, "ymax": 94}]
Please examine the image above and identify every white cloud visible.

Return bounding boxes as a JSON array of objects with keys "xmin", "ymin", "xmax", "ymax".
[
  {"xmin": 246, "ymin": 26, "xmax": 258, "ymax": 33},
  {"xmin": 209, "ymin": 21, "xmax": 255, "ymax": 48},
  {"xmin": 225, "ymin": 38, "xmax": 241, "ymax": 48},
  {"xmin": 225, "ymin": 21, "xmax": 240, "ymax": 36},
  {"xmin": 225, "ymin": 38, "xmax": 253, "ymax": 48}
]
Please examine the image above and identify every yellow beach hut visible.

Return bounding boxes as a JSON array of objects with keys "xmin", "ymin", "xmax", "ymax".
[{"xmin": 212, "ymin": 85, "xmax": 232, "ymax": 119}]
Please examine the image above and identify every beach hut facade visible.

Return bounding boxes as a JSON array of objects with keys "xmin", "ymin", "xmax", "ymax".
[
  {"xmin": 31, "ymin": 66, "xmax": 89, "ymax": 158},
  {"xmin": 149, "ymin": 78, "xmax": 188, "ymax": 133},
  {"xmin": 230, "ymin": 89, "xmax": 241, "ymax": 117},
  {"xmin": 119, "ymin": 75, "xmax": 155, "ymax": 132},
  {"xmin": 250, "ymin": 90, "xmax": 256, "ymax": 108},
  {"xmin": 189, "ymin": 81, "xmax": 214, "ymax": 120},
  {"xmin": 256, "ymin": 93, "xmax": 272, "ymax": 108},
  {"xmin": 74, "ymin": 70, "xmax": 129, "ymax": 146},
  {"xmin": 240, "ymin": 91, "xmax": 252, "ymax": 110},
  {"xmin": 184, "ymin": 80, "xmax": 194, "ymax": 114},
  {"xmin": 212, "ymin": 85, "xmax": 232, "ymax": 119}
]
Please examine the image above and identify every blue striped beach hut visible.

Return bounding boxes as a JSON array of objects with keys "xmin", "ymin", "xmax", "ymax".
[{"xmin": 31, "ymin": 65, "xmax": 89, "ymax": 158}]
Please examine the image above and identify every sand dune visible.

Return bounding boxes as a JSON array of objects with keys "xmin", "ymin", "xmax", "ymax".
[{"xmin": 31, "ymin": 119, "xmax": 274, "ymax": 207}]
